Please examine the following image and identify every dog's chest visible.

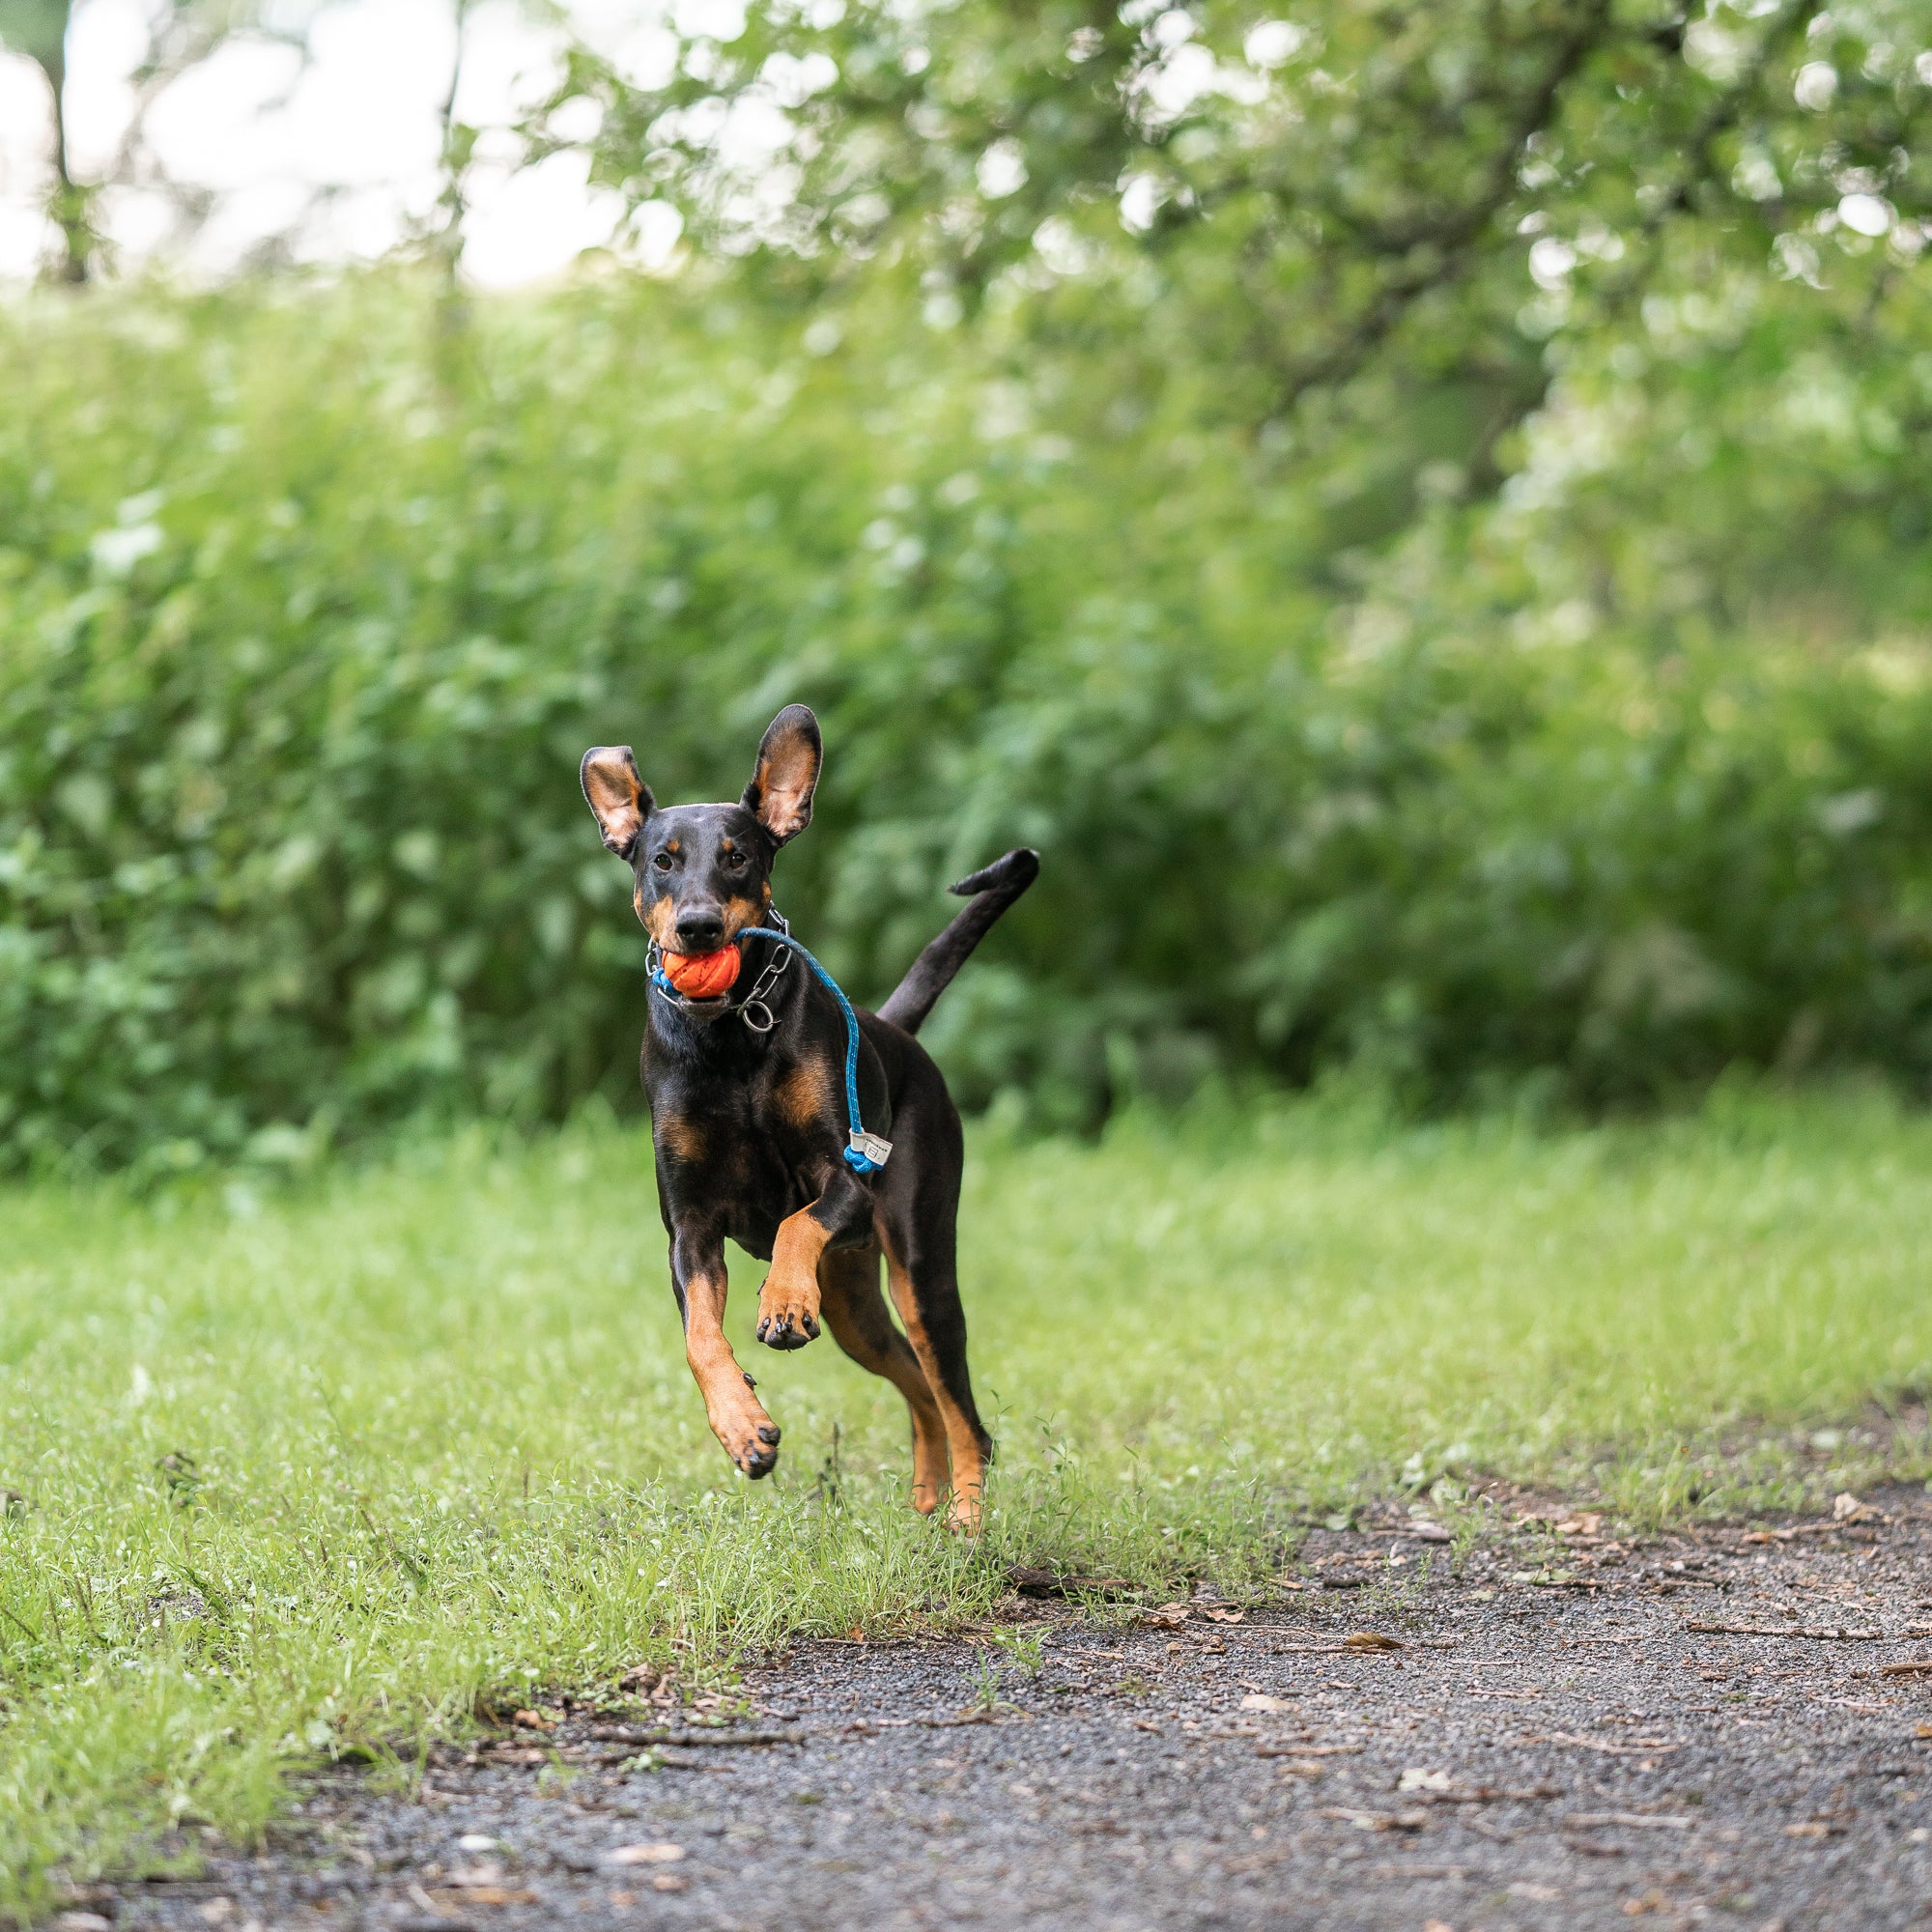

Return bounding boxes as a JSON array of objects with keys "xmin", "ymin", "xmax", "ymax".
[{"xmin": 648, "ymin": 1058, "xmax": 839, "ymax": 1259}]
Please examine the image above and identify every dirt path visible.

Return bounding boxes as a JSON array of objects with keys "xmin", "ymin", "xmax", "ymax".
[{"xmin": 69, "ymin": 1492, "xmax": 1932, "ymax": 1932}]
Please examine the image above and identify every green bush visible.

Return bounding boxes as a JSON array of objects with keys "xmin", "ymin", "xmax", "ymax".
[{"xmin": 2, "ymin": 274, "xmax": 1931, "ymax": 1175}]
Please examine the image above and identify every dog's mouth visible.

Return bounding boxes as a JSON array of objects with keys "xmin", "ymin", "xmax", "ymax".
[{"xmin": 660, "ymin": 944, "xmax": 743, "ymax": 1003}]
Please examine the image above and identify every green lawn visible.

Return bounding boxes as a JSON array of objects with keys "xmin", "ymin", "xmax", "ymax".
[{"xmin": 3, "ymin": 1083, "xmax": 1930, "ymax": 1916}]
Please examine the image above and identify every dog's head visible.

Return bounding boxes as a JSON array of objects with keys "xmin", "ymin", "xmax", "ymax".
[{"xmin": 580, "ymin": 703, "xmax": 821, "ymax": 959}]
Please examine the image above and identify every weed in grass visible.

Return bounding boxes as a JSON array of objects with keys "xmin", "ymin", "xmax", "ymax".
[
  {"xmin": 1, "ymin": 1087, "xmax": 1931, "ymax": 1911},
  {"xmin": 1361, "ymin": 1552, "xmax": 1434, "ymax": 1624},
  {"xmin": 969, "ymin": 1654, "xmax": 1007, "ymax": 1713},
  {"xmin": 985, "ymin": 1628, "xmax": 1047, "ymax": 1678}
]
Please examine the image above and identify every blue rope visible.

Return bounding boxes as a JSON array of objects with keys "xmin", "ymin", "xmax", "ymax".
[{"xmin": 652, "ymin": 927, "xmax": 888, "ymax": 1176}]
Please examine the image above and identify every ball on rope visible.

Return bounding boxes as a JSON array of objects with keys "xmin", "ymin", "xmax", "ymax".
[{"xmin": 660, "ymin": 945, "xmax": 742, "ymax": 1000}]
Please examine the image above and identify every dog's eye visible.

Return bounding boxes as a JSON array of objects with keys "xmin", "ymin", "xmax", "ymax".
[
  {"xmin": 653, "ymin": 852, "xmax": 673, "ymax": 872},
  {"xmin": 724, "ymin": 850, "xmax": 747, "ymax": 870}
]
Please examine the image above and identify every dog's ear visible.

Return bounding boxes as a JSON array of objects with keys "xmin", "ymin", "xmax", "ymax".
[
  {"xmin": 581, "ymin": 746, "xmax": 654, "ymax": 859},
  {"xmin": 742, "ymin": 704, "xmax": 822, "ymax": 846}
]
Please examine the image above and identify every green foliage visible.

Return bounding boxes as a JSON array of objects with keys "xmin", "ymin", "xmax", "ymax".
[
  {"xmin": 1, "ymin": 1094, "xmax": 1928, "ymax": 1907},
  {"xmin": 555, "ymin": 0, "xmax": 1930, "ymax": 423},
  {"xmin": 4, "ymin": 262, "xmax": 1932, "ymax": 1169}
]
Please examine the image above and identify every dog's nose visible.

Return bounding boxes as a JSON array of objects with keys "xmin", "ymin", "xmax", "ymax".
[{"xmin": 675, "ymin": 910, "xmax": 725, "ymax": 952}]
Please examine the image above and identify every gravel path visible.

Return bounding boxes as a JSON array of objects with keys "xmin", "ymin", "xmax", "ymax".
[{"xmin": 67, "ymin": 1490, "xmax": 1932, "ymax": 1932}]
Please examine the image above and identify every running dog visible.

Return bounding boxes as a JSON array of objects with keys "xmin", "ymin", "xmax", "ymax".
[{"xmin": 581, "ymin": 704, "xmax": 1037, "ymax": 1529}]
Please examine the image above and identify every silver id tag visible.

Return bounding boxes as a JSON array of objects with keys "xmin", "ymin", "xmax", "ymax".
[{"xmin": 848, "ymin": 1130, "xmax": 894, "ymax": 1168}]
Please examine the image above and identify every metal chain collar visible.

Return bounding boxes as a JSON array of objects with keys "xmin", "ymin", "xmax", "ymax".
[{"xmin": 737, "ymin": 931, "xmax": 791, "ymax": 1034}]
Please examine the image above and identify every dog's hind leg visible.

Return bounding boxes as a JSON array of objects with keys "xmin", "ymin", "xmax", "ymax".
[
  {"xmin": 818, "ymin": 1244, "xmax": 950, "ymax": 1517},
  {"xmin": 880, "ymin": 1230, "xmax": 992, "ymax": 1533}
]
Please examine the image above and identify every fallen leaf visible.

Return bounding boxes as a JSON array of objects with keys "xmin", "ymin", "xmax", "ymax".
[
  {"xmin": 652, "ymin": 1875, "xmax": 690, "ymax": 1892},
  {"xmin": 1344, "ymin": 1631, "xmax": 1404, "ymax": 1652},
  {"xmin": 1566, "ymin": 1813, "xmax": 1694, "ymax": 1832},
  {"xmin": 1398, "ymin": 1769, "xmax": 1454, "ymax": 1793},
  {"xmin": 1917, "ymin": 1723, "xmax": 1932, "ymax": 1740},
  {"xmin": 1833, "ymin": 1492, "xmax": 1871, "ymax": 1524},
  {"xmin": 1317, "ymin": 1806, "xmax": 1427, "ymax": 1833},
  {"xmin": 604, "ymin": 1842, "xmax": 686, "ymax": 1865},
  {"xmin": 1239, "ymin": 1693, "xmax": 1293, "ymax": 1714},
  {"xmin": 1201, "ymin": 1606, "xmax": 1247, "ymax": 1624},
  {"xmin": 1555, "ymin": 1514, "xmax": 1604, "ymax": 1537},
  {"xmin": 1621, "ymin": 1891, "xmax": 1668, "ymax": 1917},
  {"xmin": 511, "ymin": 1708, "xmax": 556, "ymax": 1732},
  {"xmin": 1144, "ymin": 1604, "xmax": 1193, "ymax": 1629},
  {"xmin": 1784, "ymin": 1820, "xmax": 1839, "ymax": 1839},
  {"xmin": 1547, "ymin": 1732, "xmax": 1681, "ymax": 1756}
]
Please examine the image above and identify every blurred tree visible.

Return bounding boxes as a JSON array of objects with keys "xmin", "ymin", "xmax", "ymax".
[
  {"xmin": 0, "ymin": 0, "xmax": 325, "ymax": 284},
  {"xmin": 547, "ymin": 0, "xmax": 1930, "ymax": 474},
  {"xmin": 424, "ymin": 0, "xmax": 482, "ymax": 365},
  {"xmin": 0, "ymin": 0, "xmax": 87, "ymax": 280}
]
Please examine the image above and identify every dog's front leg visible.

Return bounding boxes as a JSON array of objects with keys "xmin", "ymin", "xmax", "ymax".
[
  {"xmin": 756, "ymin": 1167, "xmax": 872, "ymax": 1351},
  {"xmin": 672, "ymin": 1228, "xmax": 781, "ymax": 1479}
]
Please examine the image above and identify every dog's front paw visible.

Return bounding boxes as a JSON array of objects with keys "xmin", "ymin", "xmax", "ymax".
[
  {"xmin": 703, "ymin": 1384, "xmax": 782, "ymax": 1478},
  {"xmin": 740, "ymin": 1420, "xmax": 781, "ymax": 1478},
  {"xmin": 755, "ymin": 1309, "xmax": 818, "ymax": 1350},
  {"xmin": 755, "ymin": 1277, "xmax": 821, "ymax": 1351},
  {"xmin": 719, "ymin": 1416, "xmax": 781, "ymax": 1479}
]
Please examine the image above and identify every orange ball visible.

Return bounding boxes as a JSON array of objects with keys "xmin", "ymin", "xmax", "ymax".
[{"xmin": 662, "ymin": 945, "xmax": 742, "ymax": 999}]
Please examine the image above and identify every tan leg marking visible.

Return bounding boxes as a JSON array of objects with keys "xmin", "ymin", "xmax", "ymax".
[
  {"xmin": 755, "ymin": 1205, "xmax": 831, "ymax": 1350},
  {"xmin": 682, "ymin": 1269, "xmax": 780, "ymax": 1478},
  {"xmin": 817, "ymin": 1248, "xmax": 949, "ymax": 1516},
  {"xmin": 883, "ymin": 1247, "xmax": 985, "ymax": 1533}
]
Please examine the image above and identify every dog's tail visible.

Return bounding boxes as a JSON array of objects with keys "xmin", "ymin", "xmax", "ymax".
[{"xmin": 877, "ymin": 848, "xmax": 1039, "ymax": 1037}]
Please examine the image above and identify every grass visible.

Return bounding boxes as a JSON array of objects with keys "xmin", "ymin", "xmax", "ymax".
[{"xmin": 3, "ymin": 1080, "xmax": 1932, "ymax": 1915}]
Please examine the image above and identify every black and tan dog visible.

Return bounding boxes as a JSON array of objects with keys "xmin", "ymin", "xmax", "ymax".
[{"xmin": 581, "ymin": 704, "xmax": 1037, "ymax": 1530}]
